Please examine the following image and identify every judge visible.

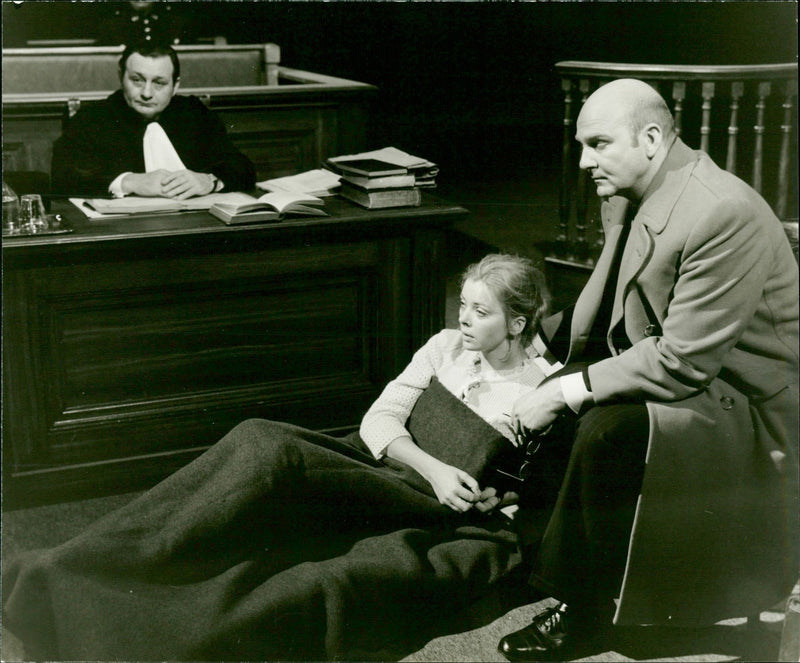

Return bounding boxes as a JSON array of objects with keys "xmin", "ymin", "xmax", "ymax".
[{"xmin": 51, "ymin": 40, "xmax": 256, "ymax": 198}]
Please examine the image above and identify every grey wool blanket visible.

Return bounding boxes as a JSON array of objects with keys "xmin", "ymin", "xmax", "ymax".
[{"xmin": 2, "ymin": 379, "xmax": 523, "ymax": 661}]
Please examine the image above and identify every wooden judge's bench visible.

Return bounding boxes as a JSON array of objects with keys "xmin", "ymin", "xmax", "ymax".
[
  {"xmin": 2, "ymin": 197, "xmax": 467, "ymax": 509},
  {"xmin": 1, "ymin": 44, "xmax": 468, "ymax": 508}
]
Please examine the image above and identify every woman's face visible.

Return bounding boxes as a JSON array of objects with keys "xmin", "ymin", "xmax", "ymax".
[{"xmin": 458, "ymin": 278, "xmax": 512, "ymax": 358}]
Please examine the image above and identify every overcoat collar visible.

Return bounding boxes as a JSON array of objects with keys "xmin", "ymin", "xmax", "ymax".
[
  {"xmin": 571, "ymin": 138, "xmax": 698, "ymax": 356},
  {"xmin": 608, "ymin": 138, "xmax": 698, "ymax": 342},
  {"xmin": 599, "ymin": 137, "xmax": 697, "ymax": 235}
]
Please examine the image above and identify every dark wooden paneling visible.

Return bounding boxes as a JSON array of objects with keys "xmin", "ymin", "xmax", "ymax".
[
  {"xmin": 218, "ymin": 105, "xmax": 337, "ymax": 180},
  {"xmin": 3, "ymin": 196, "xmax": 466, "ymax": 508}
]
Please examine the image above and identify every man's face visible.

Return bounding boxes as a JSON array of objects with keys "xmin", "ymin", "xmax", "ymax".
[
  {"xmin": 575, "ymin": 102, "xmax": 652, "ymax": 200},
  {"xmin": 121, "ymin": 52, "xmax": 178, "ymax": 120}
]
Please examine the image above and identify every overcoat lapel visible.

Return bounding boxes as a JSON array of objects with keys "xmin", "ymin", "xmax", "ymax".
[
  {"xmin": 605, "ymin": 139, "xmax": 698, "ymax": 347},
  {"xmin": 567, "ymin": 197, "xmax": 628, "ymax": 363}
]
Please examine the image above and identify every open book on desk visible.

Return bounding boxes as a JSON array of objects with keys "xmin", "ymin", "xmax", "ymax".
[
  {"xmin": 208, "ymin": 190, "xmax": 327, "ymax": 224},
  {"xmin": 71, "ymin": 192, "xmax": 255, "ymax": 218},
  {"xmin": 71, "ymin": 191, "xmax": 327, "ymax": 223}
]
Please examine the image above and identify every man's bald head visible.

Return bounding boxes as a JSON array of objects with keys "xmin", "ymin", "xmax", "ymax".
[
  {"xmin": 575, "ymin": 79, "xmax": 676, "ymax": 201},
  {"xmin": 584, "ymin": 79, "xmax": 675, "ymax": 142}
]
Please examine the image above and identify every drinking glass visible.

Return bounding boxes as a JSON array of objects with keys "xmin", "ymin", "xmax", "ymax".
[{"xmin": 19, "ymin": 194, "xmax": 47, "ymax": 232}]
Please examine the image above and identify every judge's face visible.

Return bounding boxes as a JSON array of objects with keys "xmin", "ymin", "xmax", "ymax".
[
  {"xmin": 575, "ymin": 101, "xmax": 652, "ymax": 200},
  {"xmin": 458, "ymin": 278, "xmax": 513, "ymax": 359},
  {"xmin": 121, "ymin": 53, "xmax": 179, "ymax": 120}
]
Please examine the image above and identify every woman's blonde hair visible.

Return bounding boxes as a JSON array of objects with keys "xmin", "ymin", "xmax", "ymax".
[{"xmin": 460, "ymin": 253, "xmax": 550, "ymax": 347}]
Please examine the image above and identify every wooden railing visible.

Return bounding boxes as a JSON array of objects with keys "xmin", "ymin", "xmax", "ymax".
[{"xmin": 550, "ymin": 61, "xmax": 798, "ymax": 268}]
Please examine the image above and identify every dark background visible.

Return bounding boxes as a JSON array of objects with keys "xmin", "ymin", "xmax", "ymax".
[{"xmin": 3, "ymin": 1, "xmax": 797, "ymax": 182}]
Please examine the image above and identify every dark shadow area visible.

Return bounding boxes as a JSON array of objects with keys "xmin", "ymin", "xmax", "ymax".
[
  {"xmin": 3, "ymin": 1, "xmax": 796, "ymax": 192},
  {"xmin": 610, "ymin": 619, "xmax": 784, "ymax": 662}
]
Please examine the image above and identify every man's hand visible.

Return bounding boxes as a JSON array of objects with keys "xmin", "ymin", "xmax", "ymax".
[
  {"xmin": 159, "ymin": 170, "xmax": 216, "ymax": 199},
  {"xmin": 122, "ymin": 170, "xmax": 215, "ymax": 199},
  {"xmin": 511, "ymin": 378, "xmax": 567, "ymax": 437},
  {"xmin": 121, "ymin": 170, "xmax": 174, "ymax": 197}
]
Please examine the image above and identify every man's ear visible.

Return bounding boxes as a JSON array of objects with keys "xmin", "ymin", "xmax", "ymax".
[
  {"xmin": 643, "ymin": 123, "xmax": 663, "ymax": 159},
  {"xmin": 172, "ymin": 78, "xmax": 181, "ymax": 96}
]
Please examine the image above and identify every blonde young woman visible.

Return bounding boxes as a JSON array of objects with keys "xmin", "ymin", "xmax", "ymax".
[{"xmin": 4, "ymin": 254, "xmax": 560, "ymax": 662}]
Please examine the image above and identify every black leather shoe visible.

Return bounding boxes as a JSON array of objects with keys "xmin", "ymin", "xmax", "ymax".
[{"xmin": 497, "ymin": 602, "xmax": 604, "ymax": 661}]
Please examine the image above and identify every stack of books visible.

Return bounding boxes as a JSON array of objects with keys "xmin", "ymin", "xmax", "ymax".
[
  {"xmin": 256, "ymin": 168, "xmax": 342, "ymax": 197},
  {"xmin": 327, "ymin": 147, "xmax": 439, "ymax": 210}
]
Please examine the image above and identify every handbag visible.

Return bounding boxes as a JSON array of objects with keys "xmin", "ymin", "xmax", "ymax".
[{"xmin": 404, "ymin": 377, "xmax": 524, "ymax": 489}]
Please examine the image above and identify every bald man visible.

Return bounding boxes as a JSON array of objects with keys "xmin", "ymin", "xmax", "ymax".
[{"xmin": 498, "ymin": 79, "xmax": 799, "ymax": 660}]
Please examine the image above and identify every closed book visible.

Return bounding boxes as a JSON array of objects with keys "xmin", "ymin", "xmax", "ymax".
[
  {"xmin": 209, "ymin": 190, "xmax": 327, "ymax": 225},
  {"xmin": 335, "ymin": 158, "xmax": 408, "ymax": 178},
  {"xmin": 340, "ymin": 173, "xmax": 416, "ymax": 189},
  {"xmin": 339, "ymin": 183, "xmax": 422, "ymax": 209}
]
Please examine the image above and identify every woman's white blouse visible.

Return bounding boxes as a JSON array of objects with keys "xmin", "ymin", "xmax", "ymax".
[{"xmin": 359, "ymin": 329, "xmax": 557, "ymax": 459}]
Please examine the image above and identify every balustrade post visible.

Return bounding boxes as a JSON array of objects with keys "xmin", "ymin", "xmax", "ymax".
[
  {"xmin": 672, "ymin": 81, "xmax": 686, "ymax": 137},
  {"xmin": 67, "ymin": 97, "xmax": 81, "ymax": 118},
  {"xmin": 726, "ymin": 81, "xmax": 744, "ymax": 175},
  {"xmin": 574, "ymin": 78, "xmax": 593, "ymax": 263},
  {"xmin": 700, "ymin": 82, "xmax": 715, "ymax": 153},
  {"xmin": 752, "ymin": 81, "xmax": 771, "ymax": 194},
  {"xmin": 557, "ymin": 77, "xmax": 575, "ymax": 252},
  {"xmin": 776, "ymin": 78, "xmax": 797, "ymax": 220}
]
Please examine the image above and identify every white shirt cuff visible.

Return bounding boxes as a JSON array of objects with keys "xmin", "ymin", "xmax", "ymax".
[
  {"xmin": 108, "ymin": 173, "xmax": 132, "ymax": 198},
  {"xmin": 560, "ymin": 372, "xmax": 593, "ymax": 414}
]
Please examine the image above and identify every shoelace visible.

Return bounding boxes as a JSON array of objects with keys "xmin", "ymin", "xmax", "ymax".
[{"xmin": 534, "ymin": 603, "xmax": 568, "ymax": 631}]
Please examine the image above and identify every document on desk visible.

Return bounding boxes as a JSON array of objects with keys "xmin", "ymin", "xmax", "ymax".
[{"xmin": 70, "ymin": 192, "xmax": 256, "ymax": 218}]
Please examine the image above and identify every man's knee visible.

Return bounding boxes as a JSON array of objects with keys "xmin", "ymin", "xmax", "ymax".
[{"xmin": 572, "ymin": 404, "xmax": 649, "ymax": 467}]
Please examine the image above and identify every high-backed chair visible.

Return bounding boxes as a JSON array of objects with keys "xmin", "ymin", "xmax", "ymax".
[
  {"xmin": 548, "ymin": 61, "xmax": 798, "ymax": 270},
  {"xmin": 2, "ymin": 43, "xmax": 375, "ymax": 183}
]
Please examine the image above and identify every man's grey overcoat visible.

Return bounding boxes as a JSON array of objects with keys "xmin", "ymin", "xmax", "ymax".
[{"xmin": 541, "ymin": 138, "xmax": 799, "ymax": 626}]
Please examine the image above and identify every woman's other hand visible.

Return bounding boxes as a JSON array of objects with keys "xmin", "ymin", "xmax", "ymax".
[
  {"xmin": 425, "ymin": 462, "xmax": 481, "ymax": 512},
  {"xmin": 474, "ymin": 488, "xmax": 520, "ymax": 513},
  {"xmin": 383, "ymin": 435, "xmax": 481, "ymax": 512}
]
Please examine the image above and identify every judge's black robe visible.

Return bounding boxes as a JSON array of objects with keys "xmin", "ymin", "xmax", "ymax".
[{"xmin": 50, "ymin": 90, "xmax": 256, "ymax": 196}]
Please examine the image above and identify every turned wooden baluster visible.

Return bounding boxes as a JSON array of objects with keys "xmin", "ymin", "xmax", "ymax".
[
  {"xmin": 776, "ymin": 78, "xmax": 797, "ymax": 221},
  {"xmin": 700, "ymin": 82, "xmax": 715, "ymax": 153},
  {"xmin": 751, "ymin": 81, "xmax": 771, "ymax": 194},
  {"xmin": 67, "ymin": 97, "xmax": 81, "ymax": 118},
  {"xmin": 726, "ymin": 81, "xmax": 744, "ymax": 175},
  {"xmin": 672, "ymin": 81, "xmax": 686, "ymax": 137},
  {"xmin": 557, "ymin": 77, "xmax": 575, "ymax": 249},
  {"xmin": 574, "ymin": 78, "xmax": 593, "ymax": 262}
]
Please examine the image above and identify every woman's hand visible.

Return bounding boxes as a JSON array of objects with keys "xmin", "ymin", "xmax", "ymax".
[
  {"xmin": 425, "ymin": 462, "xmax": 481, "ymax": 512},
  {"xmin": 473, "ymin": 488, "xmax": 520, "ymax": 513},
  {"xmin": 384, "ymin": 435, "xmax": 481, "ymax": 513}
]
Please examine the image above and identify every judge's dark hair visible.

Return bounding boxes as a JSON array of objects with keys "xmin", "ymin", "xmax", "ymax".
[
  {"xmin": 461, "ymin": 253, "xmax": 550, "ymax": 348},
  {"xmin": 119, "ymin": 41, "xmax": 180, "ymax": 83}
]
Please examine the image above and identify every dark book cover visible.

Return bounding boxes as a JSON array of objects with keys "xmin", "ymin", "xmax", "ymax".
[{"xmin": 335, "ymin": 159, "xmax": 408, "ymax": 178}]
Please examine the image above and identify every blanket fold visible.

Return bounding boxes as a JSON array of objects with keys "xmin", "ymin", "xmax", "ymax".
[{"xmin": 3, "ymin": 381, "xmax": 522, "ymax": 661}]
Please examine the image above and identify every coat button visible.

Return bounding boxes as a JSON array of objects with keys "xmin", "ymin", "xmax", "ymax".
[
  {"xmin": 720, "ymin": 395, "xmax": 735, "ymax": 410},
  {"xmin": 644, "ymin": 324, "xmax": 657, "ymax": 336}
]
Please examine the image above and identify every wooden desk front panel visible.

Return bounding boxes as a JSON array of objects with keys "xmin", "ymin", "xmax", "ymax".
[{"xmin": 3, "ymin": 232, "xmax": 413, "ymax": 507}]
